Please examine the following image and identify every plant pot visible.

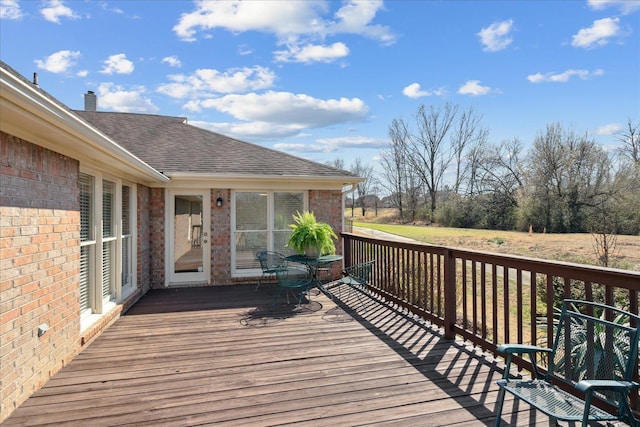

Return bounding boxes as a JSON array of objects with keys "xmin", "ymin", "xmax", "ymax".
[{"xmin": 304, "ymin": 245, "xmax": 321, "ymax": 258}]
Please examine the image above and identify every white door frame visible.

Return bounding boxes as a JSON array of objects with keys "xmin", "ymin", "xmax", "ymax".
[{"xmin": 165, "ymin": 189, "xmax": 211, "ymax": 286}]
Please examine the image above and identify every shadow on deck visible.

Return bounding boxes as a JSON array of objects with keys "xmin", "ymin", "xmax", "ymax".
[{"xmin": 5, "ymin": 284, "xmax": 566, "ymax": 426}]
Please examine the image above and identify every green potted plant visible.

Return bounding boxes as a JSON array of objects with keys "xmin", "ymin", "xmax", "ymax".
[{"xmin": 286, "ymin": 211, "xmax": 338, "ymax": 258}]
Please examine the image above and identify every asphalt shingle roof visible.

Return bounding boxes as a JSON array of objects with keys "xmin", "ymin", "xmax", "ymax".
[{"xmin": 74, "ymin": 110, "xmax": 357, "ymax": 179}]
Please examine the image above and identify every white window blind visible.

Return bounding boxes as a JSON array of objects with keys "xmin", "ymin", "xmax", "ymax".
[
  {"xmin": 102, "ymin": 180, "xmax": 115, "ymax": 238},
  {"xmin": 121, "ymin": 185, "xmax": 131, "ymax": 288},
  {"xmin": 234, "ymin": 191, "xmax": 304, "ymax": 273},
  {"xmin": 79, "ymin": 173, "xmax": 94, "ymax": 313}
]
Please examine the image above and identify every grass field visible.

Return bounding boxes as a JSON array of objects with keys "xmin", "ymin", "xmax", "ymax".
[{"xmin": 346, "ymin": 208, "xmax": 640, "ymax": 272}]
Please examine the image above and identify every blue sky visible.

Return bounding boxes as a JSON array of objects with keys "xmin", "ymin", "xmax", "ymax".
[{"xmin": 1, "ymin": 0, "xmax": 639, "ymax": 170}]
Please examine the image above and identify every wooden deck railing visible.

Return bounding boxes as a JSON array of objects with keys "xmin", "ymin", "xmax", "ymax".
[{"xmin": 342, "ymin": 232, "xmax": 640, "ymax": 408}]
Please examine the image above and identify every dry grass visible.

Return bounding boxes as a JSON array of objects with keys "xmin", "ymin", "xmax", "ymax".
[{"xmin": 347, "ymin": 208, "xmax": 640, "ymax": 272}]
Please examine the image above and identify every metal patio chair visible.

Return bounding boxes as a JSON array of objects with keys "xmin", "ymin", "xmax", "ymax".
[
  {"xmin": 494, "ymin": 299, "xmax": 640, "ymax": 426},
  {"xmin": 272, "ymin": 264, "xmax": 313, "ymax": 308},
  {"xmin": 255, "ymin": 251, "xmax": 286, "ymax": 291},
  {"xmin": 335, "ymin": 259, "xmax": 375, "ymax": 310}
]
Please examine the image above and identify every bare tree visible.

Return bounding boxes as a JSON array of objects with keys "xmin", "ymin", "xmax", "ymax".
[
  {"xmin": 479, "ymin": 138, "xmax": 524, "ymax": 201},
  {"xmin": 450, "ymin": 105, "xmax": 488, "ymax": 194},
  {"xmin": 616, "ymin": 118, "xmax": 640, "ymax": 165},
  {"xmin": 525, "ymin": 124, "xmax": 613, "ymax": 232},
  {"xmin": 381, "ymin": 118, "xmax": 411, "ymax": 220},
  {"xmin": 350, "ymin": 157, "xmax": 375, "ymax": 217},
  {"xmin": 326, "ymin": 158, "xmax": 346, "ymax": 170},
  {"xmin": 406, "ymin": 102, "xmax": 459, "ymax": 222}
]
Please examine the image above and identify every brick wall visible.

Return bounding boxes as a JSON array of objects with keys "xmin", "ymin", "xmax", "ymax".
[
  {"xmin": 0, "ymin": 132, "xmax": 81, "ymax": 422},
  {"xmin": 137, "ymin": 185, "xmax": 151, "ymax": 293},
  {"xmin": 149, "ymin": 188, "xmax": 165, "ymax": 288},
  {"xmin": 211, "ymin": 189, "xmax": 231, "ymax": 285},
  {"xmin": 309, "ymin": 189, "xmax": 344, "ymax": 277},
  {"xmin": 309, "ymin": 189, "xmax": 344, "ymax": 239}
]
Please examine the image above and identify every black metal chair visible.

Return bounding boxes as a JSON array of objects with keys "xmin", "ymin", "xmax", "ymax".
[
  {"xmin": 495, "ymin": 299, "xmax": 640, "ymax": 426},
  {"xmin": 255, "ymin": 251, "xmax": 286, "ymax": 291},
  {"xmin": 336, "ymin": 260, "xmax": 375, "ymax": 310},
  {"xmin": 272, "ymin": 264, "xmax": 313, "ymax": 308}
]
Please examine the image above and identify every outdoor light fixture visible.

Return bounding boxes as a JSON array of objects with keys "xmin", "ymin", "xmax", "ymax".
[
  {"xmin": 37, "ymin": 323, "xmax": 49, "ymax": 337},
  {"xmin": 216, "ymin": 197, "xmax": 224, "ymax": 207}
]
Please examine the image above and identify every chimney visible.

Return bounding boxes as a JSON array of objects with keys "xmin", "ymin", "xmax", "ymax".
[{"xmin": 84, "ymin": 91, "xmax": 97, "ymax": 112}]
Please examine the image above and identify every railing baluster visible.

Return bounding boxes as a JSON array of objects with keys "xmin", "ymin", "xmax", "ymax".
[{"xmin": 341, "ymin": 232, "xmax": 640, "ymax": 364}]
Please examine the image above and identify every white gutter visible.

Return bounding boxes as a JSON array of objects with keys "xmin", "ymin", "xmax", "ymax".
[
  {"xmin": 1, "ymin": 66, "xmax": 169, "ymax": 184},
  {"xmin": 160, "ymin": 172, "xmax": 363, "ymax": 190}
]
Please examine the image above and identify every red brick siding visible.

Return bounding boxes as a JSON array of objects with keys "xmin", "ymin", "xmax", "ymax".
[
  {"xmin": 211, "ymin": 189, "xmax": 231, "ymax": 285},
  {"xmin": 0, "ymin": 132, "xmax": 81, "ymax": 422},
  {"xmin": 137, "ymin": 185, "xmax": 151, "ymax": 293},
  {"xmin": 309, "ymin": 189, "xmax": 344, "ymax": 276},
  {"xmin": 149, "ymin": 188, "xmax": 165, "ymax": 288}
]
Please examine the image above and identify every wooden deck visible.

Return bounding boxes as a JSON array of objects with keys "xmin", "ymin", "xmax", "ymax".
[{"xmin": 5, "ymin": 284, "xmax": 572, "ymax": 426}]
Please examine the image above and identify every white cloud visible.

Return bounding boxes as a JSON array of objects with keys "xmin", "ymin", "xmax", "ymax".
[
  {"xmin": 458, "ymin": 80, "xmax": 492, "ymax": 96},
  {"xmin": 274, "ymin": 42, "xmax": 350, "ymax": 64},
  {"xmin": 188, "ymin": 91, "xmax": 369, "ymax": 140},
  {"xmin": 0, "ymin": 0, "xmax": 23, "ymax": 20},
  {"xmin": 191, "ymin": 120, "xmax": 306, "ymax": 140},
  {"xmin": 161, "ymin": 56, "xmax": 182, "ymax": 68},
  {"xmin": 595, "ymin": 123, "xmax": 622, "ymax": 135},
  {"xmin": 478, "ymin": 19, "xmax": 514, "ymax": 52},
  {"xmin": 402, "ymin": 83, "xmax": 431, "ymax": 99},
  {"xmin": 273, "ymin": 142, "xmax": 311, "ymax": 152},
  {"xmin": 173, "ymin": 1, "xmax": 326, "ymax": 41},
  {"xmin": 238, "ymin": 44, "xmax": 253, "ymax": 56},
  {"xmin": 587, "ymin": 0, "xmax": 640, "ymax": 14},
  {"xmin": 34, "ymin": 50, "xmax": 80, "ymax": 73},
  {"xmin": 40, "ymin": 0, "xmax": 79, "ymax": 24},
  {"xmin": 100, "ymin": 54, "xmax": 135, "ymax": 74},
  {"xmin": 77, "ymin": 70, "xmax": 88, "ymax": 77},
  {"xmin": 572, "ymin": 17, "xmax": 621, "ymax": 48},
  {"xmin": 173, "ymin": 0, "xmax": 395, "ymax": 46},
  {"xmin": 272, "ymin": 135, "xmax": 386, "ymax": 155},
  {"xmin": 100, "ymin": 2, "xmax": 124, "ymax": 14},
  {"xmin": 157, "ymin": 66, "xmax": 276, "ymax": 99},
  {"xmin": 196, "ymin": 91, "xmax": 368, "ymax": 127},
  {"xmin": 96, "ymin": 82, "xmax": 159, "ymax": 113},
  {"xmin": 314, "ymin": 136, "xmax": 388, "ymax": 150},
  {"xmin": 327, "ymin": 0, "xmax": 396, "ymax": 45},
  {"xmin": 527, "ymin": 68, "xmax": 604, "ymax": 83}
]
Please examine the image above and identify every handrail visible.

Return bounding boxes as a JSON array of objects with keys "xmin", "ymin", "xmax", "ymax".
[{"xmin": 342, "ymin": 231, "xmax": 640, "ymax": 411}]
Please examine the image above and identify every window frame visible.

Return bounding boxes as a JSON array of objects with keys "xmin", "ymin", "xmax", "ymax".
[
  {"xmin": 79, "ymin": 168, "xmax": 137, "ymax": 330},
  {"xmin": 231, "ymin": 190, "xmax": 307, "ymax": 277}
]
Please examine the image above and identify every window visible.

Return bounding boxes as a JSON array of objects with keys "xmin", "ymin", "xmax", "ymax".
[
  {"xmin": 102, "ymin": 180, "xmax": 116, "ymax": 300},
  {"xmin": 79, "ymin": 173, "xmax": 94, "ymax": 318},
  {"xmin": 121, "ymin": 185, "xmax": 133, "ymax": 290},
  {"xmin": 232, "ymin": 191, "xmax": 305, "ymax": 276},
  {"xmin": 79, "ymin": 171, "xmax": 136, "ymax": 326}
]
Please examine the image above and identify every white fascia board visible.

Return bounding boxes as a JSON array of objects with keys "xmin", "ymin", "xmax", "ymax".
[
  {"xmin": 1, "ymin": 68, "xmax": 169, "ymax": 184},
  {"xmin": 159, "ymin": 172, "xmax": 364, "ymax": 191}
]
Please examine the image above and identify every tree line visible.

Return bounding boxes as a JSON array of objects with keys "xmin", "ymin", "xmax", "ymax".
[{"xmin": 335, "ymin": 102, "xmax": 639, "ymax": 238}]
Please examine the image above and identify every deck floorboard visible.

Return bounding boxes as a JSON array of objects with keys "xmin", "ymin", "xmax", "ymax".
[{"xmin": 4, "ymin": 284, "xmax": 596, "ymax": 426}]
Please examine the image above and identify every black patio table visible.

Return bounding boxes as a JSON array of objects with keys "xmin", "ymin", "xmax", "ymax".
[{"xmin": 285, "ymin": 254, "xmax": 343, "ymax": 299}]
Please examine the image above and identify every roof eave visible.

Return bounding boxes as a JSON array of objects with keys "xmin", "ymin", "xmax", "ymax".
[
  {"xmin": 0, "ymin": 66, "xmax": 169, "ymax": 185},
  {"xmin": 159, "ymin": 172, "xmax": 364, "ymax": 190}
]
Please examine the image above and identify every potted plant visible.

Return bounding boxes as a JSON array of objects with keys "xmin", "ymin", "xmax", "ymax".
[{"xmin": 286, "ymin": 211, "xmax": 338, "ymax": 258}]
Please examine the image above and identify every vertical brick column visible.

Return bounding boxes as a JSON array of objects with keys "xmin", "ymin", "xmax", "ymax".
[
  {"xmin": 211, "ymin": 189, "xmax": 231, "ymax": 284},
  {"xmin": 309, "ymin": 189, "xmax": 345, "ymax": 276},
  {"xmin": 136, "ymin": 185, "xmax": 151, "ymax": 293},
  {"xmin": 149, "ymin": 188, "xmax": 165, "ymax": 288}
]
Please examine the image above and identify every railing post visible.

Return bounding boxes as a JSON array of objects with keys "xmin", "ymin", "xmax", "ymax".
[
  {"xmin": 342, "ymin": 233, "xmax": 352, "ymax": 267},
  {"xmin": 444, "ymin": 248, "xmax": 457, "ymax": 340}
]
